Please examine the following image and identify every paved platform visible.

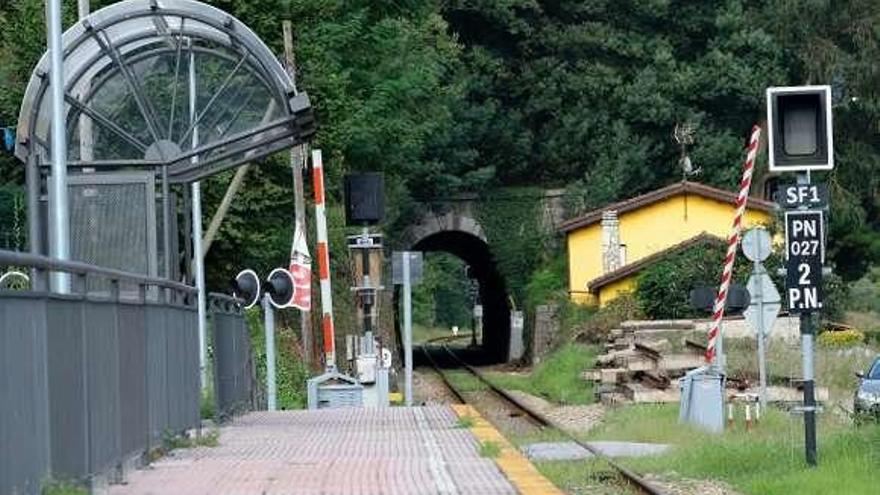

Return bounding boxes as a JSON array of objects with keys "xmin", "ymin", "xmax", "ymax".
[{"xmin": 109, "ymin": 407, "xmax": 519, "ymax": 495}]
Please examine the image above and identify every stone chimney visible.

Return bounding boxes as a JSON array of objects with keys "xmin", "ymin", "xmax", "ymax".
[{"xmin": 601, "ymin": 210, "xmax": 623, "ymax": 273}]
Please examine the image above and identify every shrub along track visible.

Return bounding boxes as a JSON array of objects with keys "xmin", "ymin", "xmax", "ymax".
[{"xmin": 419, "ymin": 339, "xmax": 667, "ymax": 495}]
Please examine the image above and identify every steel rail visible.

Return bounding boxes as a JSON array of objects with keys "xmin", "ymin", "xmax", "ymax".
[
  {"xmin": 435, "ymin": 344, "xmax": 549, "ymax": 428},
  {"xmin": 419, "ymin": 342, "xmax": 467, "ymax": 404},
  {"xmin": 438, "ymin": 342, "xmax": 668, "ymax": 495}
]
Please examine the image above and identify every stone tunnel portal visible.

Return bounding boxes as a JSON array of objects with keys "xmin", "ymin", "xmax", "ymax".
[{"xmin": 409, "ymin": 230, "xmax": 511, "ymax": 363}]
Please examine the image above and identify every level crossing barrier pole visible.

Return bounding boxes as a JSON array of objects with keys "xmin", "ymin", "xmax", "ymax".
[
  {"xmin": 312, "ymin": 149, "xmax": 336, "ymax": 370},
  {"xmin": 706, "ymin": 125, "xmax": 762, "ymax": 370}
]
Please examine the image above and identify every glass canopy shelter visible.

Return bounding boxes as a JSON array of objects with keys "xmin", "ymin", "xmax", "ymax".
[{"xmin": 15, "ymin": 0, "xmax": 314, "ymax": 284}]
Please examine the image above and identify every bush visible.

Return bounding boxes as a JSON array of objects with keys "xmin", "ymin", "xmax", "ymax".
[
  {"xmin": 524, "ymin": 255, "xmax": 568, "ymax": 310},
  {"xmin": 486, "ymin": 344, "xmax": 599, "ymax": 405},
  {"xmin": 818, "ymin": 329, "xmax": 865, "ymax": 348},
  {"xmin": 635, "ymin": 238, "xmax": 784, "ymax": 320},
  {"xmin": 636, "ymin": 240, "xmax": 753, "ymax": 319},
  {"xmin": 247, "ymin": 308, "xmax": 310, "ymax": 409},
  {"xmin": 571, "ymin": 294, "xmax": 642, "ymax": 343}
]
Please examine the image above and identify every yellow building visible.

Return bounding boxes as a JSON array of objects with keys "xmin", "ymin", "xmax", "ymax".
[{"xmin": 559, "ymin": 181, "xmax": 775, "ymax": 306}]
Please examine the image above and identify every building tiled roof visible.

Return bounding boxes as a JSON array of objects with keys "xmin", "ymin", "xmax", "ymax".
[
  {"xmin": 587, "ymin": 232, "xmax": 726, "ymax": 293},
  {"xmin": 558, "ymin": 181, "xmax": 776, "ymax": 234}
]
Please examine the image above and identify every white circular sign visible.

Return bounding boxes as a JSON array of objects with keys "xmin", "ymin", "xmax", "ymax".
[{"xmin": 742, "ymin": 228, "xmax": 772, "ymax": 262}]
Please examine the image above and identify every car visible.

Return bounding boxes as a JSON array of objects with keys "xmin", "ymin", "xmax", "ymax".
[{"xmin": 854, "ymin": 356, "xmax": 880, "ymax": 419}]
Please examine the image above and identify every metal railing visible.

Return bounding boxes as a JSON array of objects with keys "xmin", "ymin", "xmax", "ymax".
[
  {"xmin": 0, "ymin": 248, "xmax": 195, "ymax": 300},
  {"xmin": 209, "ymin": 293, "xmax": 257, "ymax": 420},
  {"xmin": 0, "ymin": 250, "xmax": 206, "ymax": 494}
]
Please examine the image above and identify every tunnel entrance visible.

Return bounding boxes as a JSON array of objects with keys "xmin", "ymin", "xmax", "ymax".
[{"xmin": 401, "ymin": 230, "xmax": 511, "ymax": 363}]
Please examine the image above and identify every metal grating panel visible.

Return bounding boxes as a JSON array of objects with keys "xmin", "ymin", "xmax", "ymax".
[{"xmin": 62, "ymin": 172, "xmax": 157, "ymax": 298}]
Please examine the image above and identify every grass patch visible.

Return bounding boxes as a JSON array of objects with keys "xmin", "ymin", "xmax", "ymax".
[
  {"xmin": 42, "ymin": 480, "xmax": 87, "ymax": 495},
  {"xmin": 574, "ymin": 403, "xmax": 880, "ymax": 494},
  {"xmin": 200, "ymin": 388, "xmax": 215, "ymax": 420},
  {"xmin": 479, "ymin": 440, "xmax": 502, "ymax": 458},
  {"xmin": 445, "ymin": 370, "xmax": 488, "ymax": 393},
  {"xmin": 535, "ymin": 459, "xmax": 634, "ymax": 495},
  {"xmin": 456, "ymin": 415, "xmax": 475, "ymax": 428},
  {"xmin": 725, "ymin": 337, "xmax": 877, "ymax": 402},
  {"xmin": 485, "ymin": 344, "xmax": 598, "ymax": 405},
  {"xmin": 164, "ymin": 429, "xmax": 220, "ymax": 450},
  {"xmin": 413, "ymin": 324, "xmax": 470, "ymax": 344}
]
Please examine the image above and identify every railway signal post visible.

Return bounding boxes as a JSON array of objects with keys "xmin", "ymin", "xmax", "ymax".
[
  {"xmin": 768, "ymin": 85, "xmax": 834, "ymax": 467},
  {"xmin": 393, "ymin": 251, "xmax": 423, "ymax": 407}
]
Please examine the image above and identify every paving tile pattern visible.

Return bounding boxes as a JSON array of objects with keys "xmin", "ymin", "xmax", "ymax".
[{"xmin": 109, "ymin": 407, "xmax": 516, "ymax": 495}]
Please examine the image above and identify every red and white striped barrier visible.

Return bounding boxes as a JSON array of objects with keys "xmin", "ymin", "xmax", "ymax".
[
  {"xmin": 312, "ymin": 149, "xmax": 336, "ymax": 369},
  {"xmin": 706, "ymin": 125, "xmax": 762, "ymax": 364}
]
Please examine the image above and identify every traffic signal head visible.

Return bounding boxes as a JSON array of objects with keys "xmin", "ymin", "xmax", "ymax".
[
  {"xmin": 231, "ymin": 269, "xmax": 260, "ymax": 308},
  {"xmin": 344, "ymin": 173, "xmax": 384, "ymax": 225},
  {"xmin": 689, "ymin": 285, "xmax": 716, "ymax": 313},
  {"xmin": 766, "ymin": 85, "xmax": 833, "ymax": 172},
  {"xmin": 726, "ymin": 284, "xmax": 751, "ymax": 315},
  {"xmin": 689, "ymin": 283, "xmax": 750, "ymax": 315},
  {"xmin": 265, "ymin": 268, "xmax": 296, "ymax": 309}
]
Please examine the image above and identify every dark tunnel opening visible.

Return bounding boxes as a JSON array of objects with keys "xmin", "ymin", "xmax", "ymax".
[{"xmin": 396, "ymin": 230, "xmax": 511, "ymax": 363}]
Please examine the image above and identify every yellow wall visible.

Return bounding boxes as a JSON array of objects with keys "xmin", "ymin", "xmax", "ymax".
[
  {"xmin": 567, "ymin": 192, "xmax": 772, "ymax": 306},
  {"xmin": 597, "ymin": 277, "xmax": 637, "ymax": 306}
]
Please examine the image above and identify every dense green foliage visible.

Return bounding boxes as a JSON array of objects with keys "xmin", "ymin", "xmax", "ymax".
[
  {"xmin": 475, "ymin": 188, "xmax": 548, "ymax": 306},
  {"xmin": 523, "ymin": 254, "xmax": 567, "ymax": 310},
  {"xmin": 246, "ymin": 308, "xmax": 310, "ymax": 409},
  {"xmin": 636, "ymin": 240, "xmax": 752, "ymax": 319},
  {"xmin": 412, "ymin": 252, "xmax": 471, "ymax": 329},
  {"xmin": 0, "ymin": 185, "xmax": 25, "ymax": 250}
]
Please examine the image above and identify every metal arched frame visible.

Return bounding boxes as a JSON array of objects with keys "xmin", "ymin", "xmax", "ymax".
[
  {"xmin": 16, "ymin": 0, "xmax": 315, "ymax": 267},
  {"xmin": 17, "ymin": 0, "xmax": 313, "ymax": 175}
]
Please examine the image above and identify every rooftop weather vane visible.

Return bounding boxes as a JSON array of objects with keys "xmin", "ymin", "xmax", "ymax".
[{"xmin": 674, "ymin": 122, "xmax": 700, "ymax": 180}]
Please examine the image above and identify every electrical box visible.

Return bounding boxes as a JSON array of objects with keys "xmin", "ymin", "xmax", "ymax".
[{"xmin": 307, "ymin": 371, "xmax": 363, "ymax": 409}]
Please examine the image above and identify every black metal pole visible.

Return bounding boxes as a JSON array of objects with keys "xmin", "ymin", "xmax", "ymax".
[
  {"xmin": 361, "ymin": 232, "xmax": 373, "ymax": 352},
  {"xmin": 801, "ymin": 312, "xmax": 818, "ymax": 467}
]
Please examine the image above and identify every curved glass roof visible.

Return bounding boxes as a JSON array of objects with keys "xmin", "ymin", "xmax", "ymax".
[{"xmin": 16, "ymin": 0, "xmax": 314, "ymax": 182}]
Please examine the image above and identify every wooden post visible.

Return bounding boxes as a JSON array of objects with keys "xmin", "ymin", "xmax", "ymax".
[{"xmin": 283, "ymin": 20, "xmax": 313, "ymax": 367}]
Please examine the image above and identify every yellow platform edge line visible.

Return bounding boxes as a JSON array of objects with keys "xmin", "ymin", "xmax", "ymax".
[{"xmin": 450, "ymin": 404, "xmax": 565, "ymax": 495}]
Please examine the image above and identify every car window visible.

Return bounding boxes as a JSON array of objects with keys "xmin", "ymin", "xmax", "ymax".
[{"xmin": 869, "ymin": 360, "xmax": 880, "ymax": 379}]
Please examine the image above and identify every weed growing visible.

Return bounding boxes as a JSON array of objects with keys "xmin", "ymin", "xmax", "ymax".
[
  {"xmin": 42, "ymin": 480, "xmax": 87, "ymax": 495},
  {"xmin": 479, "ymin": 440, "xmax": 502, "ymax": 458},
  {"xmin": 445, "ymin": 370, "xmax": 488, "ymax": 393},
  {"xmin": 456, "ymin": 415, "xmax": 475, "ymax": 428},
  {"xmin": 486, "ymin": 344, "xmax": 598, "ymax": 405},
  {"xmin": 164, "ymin": 429, "xmax": 220, "ymax": 450}
]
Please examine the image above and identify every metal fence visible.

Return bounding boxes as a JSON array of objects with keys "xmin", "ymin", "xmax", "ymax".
[
  {"xmin": 0, "ymin": 250, "xmax": 214, "ymax": 494},
  {"xmin": 210, "ymin": 293, "xmax": 256, "ymax": 420}
]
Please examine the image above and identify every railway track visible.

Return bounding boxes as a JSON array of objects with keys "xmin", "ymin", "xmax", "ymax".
[{"xmin": 420, "ymin": 340, "xmax": 667, "ymax": 495}]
